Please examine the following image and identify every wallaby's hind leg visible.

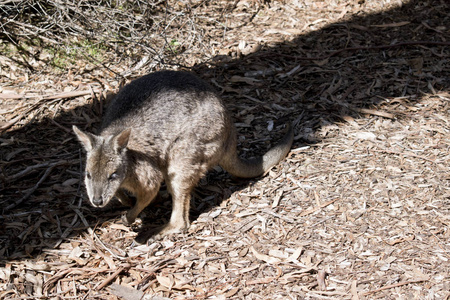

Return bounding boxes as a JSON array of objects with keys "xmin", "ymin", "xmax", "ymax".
[
  {"xmin": 158, "ymin": 162, "xmax": 207, "ymax": 236},
  {"xmin": 161, "ymin": 181, "xmax": 192, "ymax": 235}
]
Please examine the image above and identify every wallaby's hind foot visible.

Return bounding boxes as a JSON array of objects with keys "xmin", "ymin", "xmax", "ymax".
[
  {"xmin": 135, "ymin": 222, "xmax": 189, "ymax": 244},
  {"xmin": 158, "ymin": 221, "xmax": 190, "ymax": 236}
]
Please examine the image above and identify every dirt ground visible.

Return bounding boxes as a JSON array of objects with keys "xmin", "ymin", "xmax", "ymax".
[{"xmin": 0, "ymin": 0, "xmax": 449, "ymax": 299}]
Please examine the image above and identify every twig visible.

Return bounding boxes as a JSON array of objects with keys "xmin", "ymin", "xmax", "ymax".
[
  {"xmin": 370, "ymin": 149, "xmax": 436, "ymax": 164},
  {"xmin": 0, "ymin": 209, "xmax": 61, "ymax": 219},
  {"xmin": 4, "ymin": 162, "xmax": 53, "ymax": 182},
  {"xmin": 362, "ymin": 279, "xmax": 428, "ymax": 296},
  {"xmin": 96, "ymin": 263, "xmax": 132, "ymax": 291},
  {"xmin": 3, "ymin": 17, "xmax": 63, "ymax": 45},
  {"xmin": 317, "ymin": 270, "xmax": 327, "ymax": 291},
  {"xmin": 136, "ymin": 259, "xmax": 177, "ymax": 290},
  {"xmin": 0, "ymin": 89, "xmax": 100, "ymax": 100},
  {"xmin": 50, "ymin": 118, "xmax": 72, "ymax": 133},
  {"xmin": 43, "ymin": 268, "xmax": 73, "ymax": 295},
  {"xmin": 0, "ymin": 115, "xmax": 21, "ymax": 132},
  {"xmin": 72, "ymin": 207, "xmax": 128, "ymax": 259},
  {"xmin": 3, "ymin": 161, "xmax": 67, "ymax": 212},
  {"xmin": 354, "ymin": 108, "xmax": 395, "ymax": 119},
  {"xmin": 299, "ymin": 198, "xmax": 340, "ymax": 217}
]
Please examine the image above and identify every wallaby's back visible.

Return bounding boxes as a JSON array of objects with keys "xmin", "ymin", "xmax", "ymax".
[{"xmin": 101, "ymin": 71, "xmax": 233, "ymax": 168}]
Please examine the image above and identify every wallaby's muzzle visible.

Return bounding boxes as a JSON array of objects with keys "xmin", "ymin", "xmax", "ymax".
[{"xmin": 92, "ymin": 198, "xmax": 103, "ymax": 207}]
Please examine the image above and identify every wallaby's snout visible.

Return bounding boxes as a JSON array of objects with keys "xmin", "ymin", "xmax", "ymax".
[
  {"xmin": 91, "ymin": 197, "xmax": 104, "ymax": 207},
  {"xmin": 85, "ymin": 174, "xmax": 122, "ymax": 208},
  {"xmin": 92, "ymin": 198, "xmax": 103, "ymax": 207},
  {"xmin": 90, "ymin": 184, "xmax": 105, "ymax": 207}
]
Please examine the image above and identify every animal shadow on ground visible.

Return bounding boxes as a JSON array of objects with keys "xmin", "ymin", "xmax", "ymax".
[{"xmin": 0, "ymin": 0, "xmax": 448, "ymax": 262}]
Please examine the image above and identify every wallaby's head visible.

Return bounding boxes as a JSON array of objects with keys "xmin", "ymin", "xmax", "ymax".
[{"xmin": 73, "ymin": 126, "xmax": 131, "ymax": 208}]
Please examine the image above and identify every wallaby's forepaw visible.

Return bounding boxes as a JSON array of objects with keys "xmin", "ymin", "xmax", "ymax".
[{"xmin": 122, "ymin": 213, "xmax": 137, "ymax": 226}]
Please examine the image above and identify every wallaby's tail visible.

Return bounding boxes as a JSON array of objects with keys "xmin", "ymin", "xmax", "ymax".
[{"xmin": 220, "ymin": 124, "xmax": 294, "ymax": 178}]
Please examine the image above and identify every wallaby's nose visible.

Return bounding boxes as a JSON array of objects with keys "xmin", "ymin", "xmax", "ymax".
[{"xmin": 92, "ymin": 198, "xmax": 103, "ymax": 206}]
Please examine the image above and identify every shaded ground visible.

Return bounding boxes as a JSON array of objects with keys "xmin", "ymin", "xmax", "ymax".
[{"xmin": 0, "ymin": 0, "xmax": 449, "ymax": 299}]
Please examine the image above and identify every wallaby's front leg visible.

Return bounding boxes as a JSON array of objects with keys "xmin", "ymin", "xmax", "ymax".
[
  {"xmin": 123, "ymin": 187, "xmax": 159, "ymax": 225},
  {"xmin": 115, "ymin": 189, "xmax": 134, "ymax": 207}
]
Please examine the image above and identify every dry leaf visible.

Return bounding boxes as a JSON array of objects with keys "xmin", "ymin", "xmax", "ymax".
[
  {"xmin": 157, "ymin": 275, "xmax": 175, "ymax": 290},
  {"xmin": 62, "ymin": 178, "xmax": 79, "ymax": 186},
  {"xmin": 287, "ymin": 247, "xmax": 303, "ymax": 261},
  {"xmin": 250, "ymin": 246, "xmax": 281, "ymax": 264}
]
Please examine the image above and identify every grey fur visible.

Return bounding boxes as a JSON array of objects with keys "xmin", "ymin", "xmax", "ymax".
[{"xmin": 73, "ymin": 70, "xmax": 294, "ymax": 238}]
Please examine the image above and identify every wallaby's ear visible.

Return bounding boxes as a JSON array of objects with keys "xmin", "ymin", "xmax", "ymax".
[
  {"xmin": 113, "ymin": 128, "xmax": 131, "ymax": 152},
  {"xmin": 73, "ymin": 125, "xmax": 96, "ymax": 151}
]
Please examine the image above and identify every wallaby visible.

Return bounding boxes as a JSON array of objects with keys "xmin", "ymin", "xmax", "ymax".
[{"xmin": 73, "ymin": 70, "xmax": 294, "ymax": 238}]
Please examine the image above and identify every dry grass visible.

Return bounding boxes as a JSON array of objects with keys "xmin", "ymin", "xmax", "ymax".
[{"xmin": 0, "ymin": 0, "xmax": 449, "ymax": 299}]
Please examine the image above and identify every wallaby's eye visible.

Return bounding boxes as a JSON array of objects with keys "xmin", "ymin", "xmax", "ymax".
[
  {"xmin": 85, "ymin": 172, "xmax": 91, "ymax": 179},
  {"xmin": 109, "ymin": 172, "xmax": 119, "ymax": 181}
]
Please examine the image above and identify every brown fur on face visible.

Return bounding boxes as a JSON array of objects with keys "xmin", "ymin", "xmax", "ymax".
[{"xmin": 74, "ymin": 71, "xmax": 294, "ymax": 239}]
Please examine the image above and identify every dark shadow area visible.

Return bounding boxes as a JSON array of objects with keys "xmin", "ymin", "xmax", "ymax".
[{"xmin": 0, "ymin": 0, "xmax": 448, "ymax": 263}]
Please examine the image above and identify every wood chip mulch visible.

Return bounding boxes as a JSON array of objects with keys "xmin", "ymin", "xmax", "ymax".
[{"xmin": 0, "ymin": 0, "xmax": 449, "ymax": 299}]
